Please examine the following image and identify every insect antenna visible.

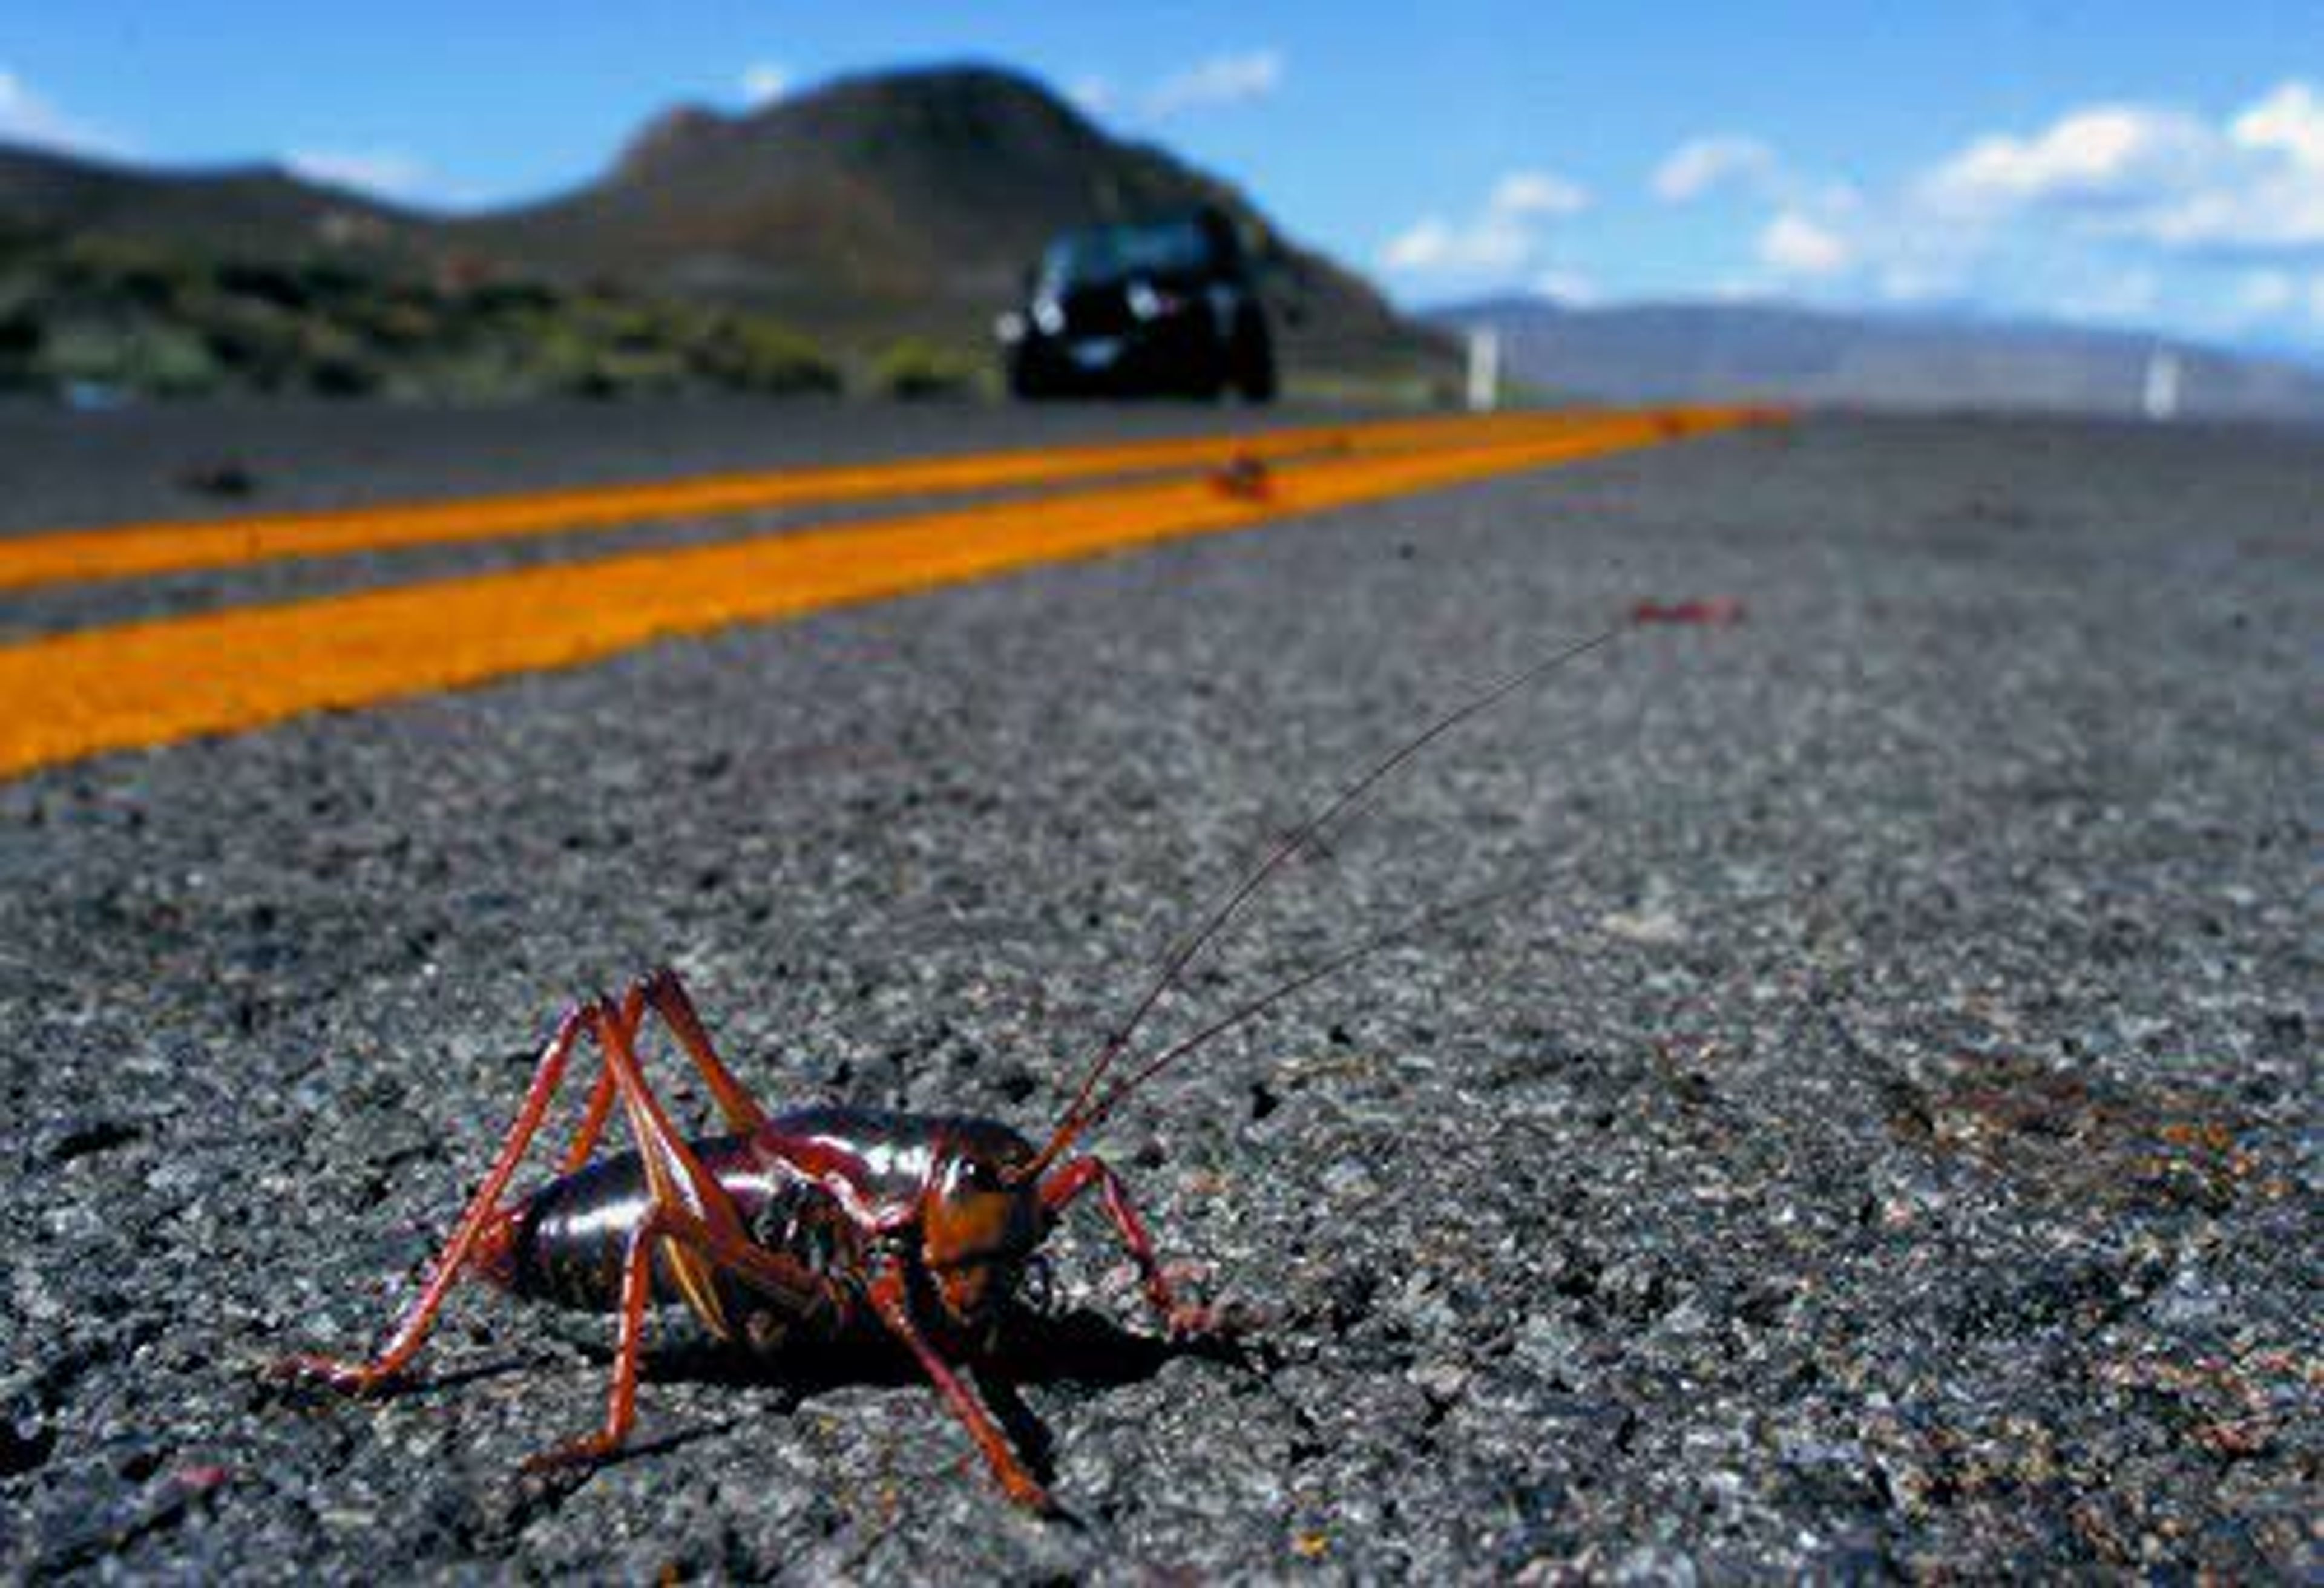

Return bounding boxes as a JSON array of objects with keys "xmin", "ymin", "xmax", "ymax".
[
  {"xmin": 1063, "ymin": 870, "xmax": 1567, "ymax": 1149},
  {"xmin": 1013, "ymin": 625, "xmax": 1623, "ymax": 1180}
]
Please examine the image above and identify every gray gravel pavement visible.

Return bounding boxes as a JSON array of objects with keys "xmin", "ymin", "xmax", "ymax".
[
  {"xmin": 0, "ymin": 395, "xmax": 1334, "ymax": 534},
  {"xmin": 1, "ymin": 408, "xmax": 2316, "ymax": 1579}
]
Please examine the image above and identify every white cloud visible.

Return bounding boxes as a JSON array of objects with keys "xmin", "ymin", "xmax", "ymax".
[
  {"xmin": 1875, "ymin": 264, "xmax": 1948, "ymax": 303},
  {"xmin": 1379, "ymin": 168, "xmax": 1590, "ymax": 280},
  {"xmin": 1921, "ymin": 104, "xmax": 2214, "ymax": 214},
  {"xmin": 0, "ymin": 66, "xmax": 128, "ymax": 158},
  {"xmin": 2231, "ymin": 80, "xmax": 2324, "ymax": 166},
  {"xmin": 2055, "ymin": 267, "xmax": 2161, "ymax": 323},
  {"xmin": 286, "ymin": 148, "xmax": 440, "ymax": 204},
  {"xmin": 281, "ymin": 147, "xmax": 497, "ymax": 211},
  {"xmin": 1663, "ymin": 100, "xmax": 2294, "ymax": 325},
  {"xmin": 1531, "ymin": 267, "xmax": 1598, "ymax": 305},
  {"xmin": 1146, "ymin": 50, "xmax": 1282, "ymax": 117},
  {"xmin": 1380, "ymin": 218, "xmax": 1456, "ymax": 273},
  {"xmin": 2142, "ymin": 182, "xmax": 2324, "ymax": 251},
  {"xmin": 1067, "ymin": 76, "xmax": 1115, "ymax": 117},
  {"xmin": 1492, "ymin": 169, "xmax": 1588, "ymax": 217},
  {"xmin": 2136, "ymin": 137, "xmax": 2324, "ymax": 252},
  {"xmin": 739, "ymin": 62, "xmax": 790, "ymax": 108},
  {"xmin": 1758, "ymin": 210, "xmax": 1851, "ymax": 277},
  {"xmin": 2237, "ymin": 269, "xmax": 2296, "ymax": 315},
  {"xmin": 1653, "ymin": 135, "xmax": 1778, "ymax": 202},
  {"xmin": 1649, "ymin": 80, "xmax": 2323, "ymax": 349},
  {"xmin": 1383, "ymin": 212, "xmax": 1549, "ymax": 275},
  {"xmin": 1914, "ymin": 83, "xmax": 2324, "ymax": 255}
]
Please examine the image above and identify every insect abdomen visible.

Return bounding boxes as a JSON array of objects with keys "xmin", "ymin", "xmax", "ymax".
[{"xmin": 485, "ymin": 1135, "xmax": 803, "ymax": 1315}]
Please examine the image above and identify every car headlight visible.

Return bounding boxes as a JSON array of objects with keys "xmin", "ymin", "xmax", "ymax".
[
  {"xmin": 1032, "ymin": 297, "xmax": 1065, "ymax": 336},
  {"xmin": 994, "ymin": 310, "xmax": 1026, "ymax": 343},
  {"xmin": 1128, "ymin": 280, "xmax": 1187, "ymax": 321}
]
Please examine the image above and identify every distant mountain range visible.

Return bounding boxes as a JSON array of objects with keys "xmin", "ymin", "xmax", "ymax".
[
  {"xmin": 1428, "ymin": 297, "xmax": 2324, "ymax": 424},
  {"xmin": 0, "ymin": 150, "xmax": 384, "ymax": 255},
  {"xmin": 0, "ymin": 66, "xmax": 1451, "ymax": 397}
]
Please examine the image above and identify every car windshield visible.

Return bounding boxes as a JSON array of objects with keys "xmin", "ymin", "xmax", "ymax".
[{"xmin": 1040, "ymin": 219, "xmax": 1215, "ymax": 290}]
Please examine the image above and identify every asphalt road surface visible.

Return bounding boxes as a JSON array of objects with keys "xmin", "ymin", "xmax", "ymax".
[{"xmin": 1, "ymin": 401, "xmax": 2316, "ymax": 1578}]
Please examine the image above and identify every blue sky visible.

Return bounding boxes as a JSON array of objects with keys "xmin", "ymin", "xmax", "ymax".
[{"xmin": 7, "ymin": 2, "xmax": 2322, "ymax": 359}]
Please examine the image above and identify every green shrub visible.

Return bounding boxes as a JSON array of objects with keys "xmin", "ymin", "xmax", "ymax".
[
  {"xmin": 697, "ymin": 314, "xmax": 842, "ymax": 395},
  {"xmin": 35, "ymin": 317, "xmax": 222, "ymax": 395},
  {"xmin": 872, "ymin": 336, "xmax": 978, "ymax": 400}
]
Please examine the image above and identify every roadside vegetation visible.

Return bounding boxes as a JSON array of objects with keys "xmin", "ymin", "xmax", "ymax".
[
  {"xmin": 0, "ymin": 230, "xmax": 844, "ymax": 402},
  {"xmin": 870, "ymin": 336, "xmax": 983, "ymax": 400}
]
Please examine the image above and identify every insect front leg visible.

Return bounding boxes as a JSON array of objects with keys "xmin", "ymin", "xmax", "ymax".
[
  {"xmin": 1039, "ymin": 1158, "xmax": 1219, "ymax": 1338},
  {"xmin": 866, "ymin": 1265, "xmax": 1054, "ymax": 1512}
]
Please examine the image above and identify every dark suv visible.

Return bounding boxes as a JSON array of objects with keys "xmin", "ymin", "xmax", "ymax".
[{"xmin": 999, "ymin": 209, "xmax": 1276, "ymax": 401}]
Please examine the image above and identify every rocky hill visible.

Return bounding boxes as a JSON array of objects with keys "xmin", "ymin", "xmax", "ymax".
[
  {"xmin": 456, "ymin": 66, "xmax": 1439, "ymax": 379},
  {"xmin": 0, "ymin": 68, "xmax": 1452, "ymax": 398}
]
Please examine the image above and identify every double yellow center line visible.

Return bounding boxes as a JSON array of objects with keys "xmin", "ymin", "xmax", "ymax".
[
  {"xmin": 0, "ymin": 406, "xmax": 1777, "ymax": 779},
  {"xmin": 0, "ymin": 410, "xmax": 1586, "ymax": 595}
]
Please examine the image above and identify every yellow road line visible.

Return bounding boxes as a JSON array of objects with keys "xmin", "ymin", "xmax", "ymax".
[
  {"xmin": 0, "ymin": 407, "xmax": 1775, "ymax": 780},
  {"xmin": 0, "ymin": 410, "xmax": 1612, "ymax": 594}
]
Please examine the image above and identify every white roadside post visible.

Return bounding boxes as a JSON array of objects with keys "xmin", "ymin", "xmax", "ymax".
[
  {"xmin": 1466, "ymin": 326, "xmax": 1500, "ymax": 412},
  {"xmin": 2142, "ymin": 347, "xmax": 2181, "ymax": 422}
]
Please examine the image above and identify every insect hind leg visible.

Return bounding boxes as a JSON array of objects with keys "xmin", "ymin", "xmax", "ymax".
[
  {"xmin": 550, "ymin": 968, "xmax": 766, "ymax": 1177},
  {"xmin": 271, "ymin": 976, "xmax": 765, "ymax": 1395},
  {"xmin": 275, "ymin": 976, "xmax": 829, "ymax": 1472},
  {"xmin": 270, "ymin": 1003, "xmax": 596, "ymax": 1393},
  {"xmin": 638, "ymin": 966, "xmax": 770, "ymax": 1134}
]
